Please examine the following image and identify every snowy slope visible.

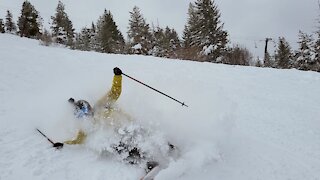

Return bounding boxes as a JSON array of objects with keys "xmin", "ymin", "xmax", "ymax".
[{"xmin": 1, "ymin": 34, "xmax": 320, "ymax": 180}]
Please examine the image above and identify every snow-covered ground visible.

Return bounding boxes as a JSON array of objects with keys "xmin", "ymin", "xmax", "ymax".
[{"xmin": 1, "ymin": 34, "xmax": 320, "ymax": 180}]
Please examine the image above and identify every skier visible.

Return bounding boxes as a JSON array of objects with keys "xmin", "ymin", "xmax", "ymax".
[
  {"xmin": 53, "ymin": 67, "xmax": 125, "ymax": 145},
  {"xmin": 53, "ymin": 67, "xmax": 165, "ymax": 179}
]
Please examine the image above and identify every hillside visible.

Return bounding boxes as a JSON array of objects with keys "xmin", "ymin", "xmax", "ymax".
[{"xmin": 1, "ymin": 34, "xmax": 320, "ymax": 180}]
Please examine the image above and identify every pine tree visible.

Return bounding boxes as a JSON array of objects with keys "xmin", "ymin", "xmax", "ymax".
[
  {"xmin": 150, "ymin": 25, "xmax": 181, "ymax": 58},
  {"xmin": 179, "ymin": 3, "xmax": 202, "ymax": 60},
  {"xmin": 128, "ymin": 6, "xmax": 153, "ymax": 55},
  {"xmin": 313, "ymin": 2, "xmax": 320, "ymax": 72},
  {"xmin": 183, "ymin": 3, "xmax": 198, "ymax": 48},
  {"xmin": 74, "ymin": 27, "xmax": 95, "ymax": 51},
  {"xmin": 51, "ymin": 1, "xmax": 75, "ymax": 46},
  {"xmin": 182, "ymin": 25, "xmax": 192, "ymax": 48},
  {"xmin": 255, "ymin": 57, "xmax": 263, "ymax": 67},
  {"xmin": 17, "ymin": 1, "xmax": 41, "ymax": 38},
  {"xmin": 275, "ymin": 37, "xmax": 292, "ymax": 69},
  {"xmin": 263, "ymin": 52, "xmax": 272, "ymax": 67},
  {"xmin": 89, "ymin": 22, "xmax": 99, "ymax": 51},
  {"xmin": 0, "ymin": 19, "xmax": 5, "ymax": 33},
  {"xmin": 192, "ymin": 0, "xmax": 228, "ymax": 61},
  {"xmin": 195, "ymin": 0, "xmax": 228, "ymax": 62},
  {"xmin": 151, "ymin": 26, "xmax": 166, "ymax": 57},
  {"xmin": 96, "ymin": 10, "xmax": 125, "ymax": 53},
  {"xmin": 295, "ymin": 31, "xmax": 314, "ymax": 70},
  {"xmin": 313, "ymin": 30, "xmax": 320, "ymax": 72},
  {"xmin": 163, "ymin": 26, "xmax": 181, "ymax": 57},
  {"xmin": 162, "ymin": 27, "xmax": 172, "ymax": 55},
  {"xmin": 5, "ymin": 10, "xmax": 17, "ymax": 33},
  {"xmin": 166, "ymin": 27, "xmax": 181, "ymax": 49}
]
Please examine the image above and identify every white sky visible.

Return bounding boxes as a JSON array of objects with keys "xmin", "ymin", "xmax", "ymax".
[{"xmin": 0, "ymin": 0, "xmax": 318, "ymax": 57}]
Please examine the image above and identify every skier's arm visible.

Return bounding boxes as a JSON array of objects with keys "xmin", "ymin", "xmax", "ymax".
[
  {"xmin": 64, "ymin": 130, "xmax": 87, "ymax": 145},
  {"xmin": 94, "ymin": 68, "xmax": 122, "ymax": 109},
  {"xmin": 106, "ymin": 74, "xmax": 122, "ymax": 101}
]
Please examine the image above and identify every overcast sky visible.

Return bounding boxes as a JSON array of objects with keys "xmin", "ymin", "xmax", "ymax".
[{"xmin": 1, "ymin": 0, "xmax": 319, "ymax": 57}]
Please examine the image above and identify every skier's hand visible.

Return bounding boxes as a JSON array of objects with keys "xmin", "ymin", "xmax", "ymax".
[
  {"xmin": 113, "ymin": 67, "xmax": 122, "ymax": 75},
  {"xmin": 53, "ymin": 142, "xmax": 64, "ymax": 149},
  {"xmin": 68, "ymin": 98, "xmax": 75, "ymax": 103}
]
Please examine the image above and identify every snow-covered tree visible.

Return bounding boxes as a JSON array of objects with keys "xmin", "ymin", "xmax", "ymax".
[
  {"xmin": 0, "ymin": 19, "xmax": 5, "ymax": 33},
  {"xmin": 294, "ymin": 31, "xmax": 314, "ymax": 70},
  {"xmin": 313, "ymin": 36, "xmax": 320, "ymax": 72},
  {"xmin": 275, "ymin": 37, "xmax": 292, "ymax": 69},
  {"xmin": 263, "ymin": 52, "xmax": 273, "ymax": 67},
  {"xmin": 255, "ymin": 57, "xmax": 263, "ymax": 67},
  {"xmin": 313, "ymin": 31, "xmax": 320, "ymax": 72},
  {"xmin": 182, "ymin": 25, "xmax": 192, "ymax": 48},
  {"xmin": 96, "ymin": 10, "xmax": 125, "ymax": 53},
  {"xmin": 177, "ymin": 3, "xmax": 203, "ymax": 60},
  {"xmin": 165, "ymin": 27, "xmax": 181, "ymax": 50},
  {"xmin": 151, "ymin": 26, "xmax": 165, "ymax": 57},
  {"xmin": 151, "ymin": 26, "xmax": 181, "ymax": 58},
  {"xmin": 306, "ymin": 1, "xmax": 320, "ymax": 72},
  {"xmin": 183, "ymin": 3, "xmax": 197, "ymax": 48},
  {"xmin": 184, "ymin": 0, "xmax": 228, "ymax": 62},
  {"xmin": 127, "ymin": 6, "xmax": 153, "ymax": 55},
  {"xmin": 51, "ymin": 1, "xmax": 74, "ymax": 46},
  {"xmin": 163, "ymin": 26, "xmax": 180, "ymax": 57},
  {"xmin": 17, "ymin": 1, "xmax": 41, "ymax": 38},
  {"xmin": 5, "ymin": 10, "xmax": 17, "ymax": 33},
  {"xmin": 74, "ymin": 27, "xmax": 95, "ymax": 51},
  {"xmin": 89, "ymin": 22, "xmax": 100, "ymax": 51}
]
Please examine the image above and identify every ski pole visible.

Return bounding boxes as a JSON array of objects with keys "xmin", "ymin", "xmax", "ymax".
[
  {"xmin": 122, "ymin": 73, "xmax": 188, "ymax": 107},
  {"xmin": 36, "ymin": 128, "xmax": 55, "ymax": 145}
]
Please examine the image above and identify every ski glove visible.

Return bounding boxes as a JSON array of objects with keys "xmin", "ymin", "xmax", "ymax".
[
  {"xmin": 114, "ymin": 67, "xmax": 122, "ymax": 75},
  {"xmin": 53, "ymin": 142, "xmax": 64, "ymax": 149},
  {"xmin": 68, "ymin": 98, "xmax": 75, "ymax": 103}
]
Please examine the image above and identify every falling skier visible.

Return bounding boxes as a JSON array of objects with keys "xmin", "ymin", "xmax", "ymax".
[{"xmin": 53, "ymin": 67, "xmax": 175, "ymax": 179}]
